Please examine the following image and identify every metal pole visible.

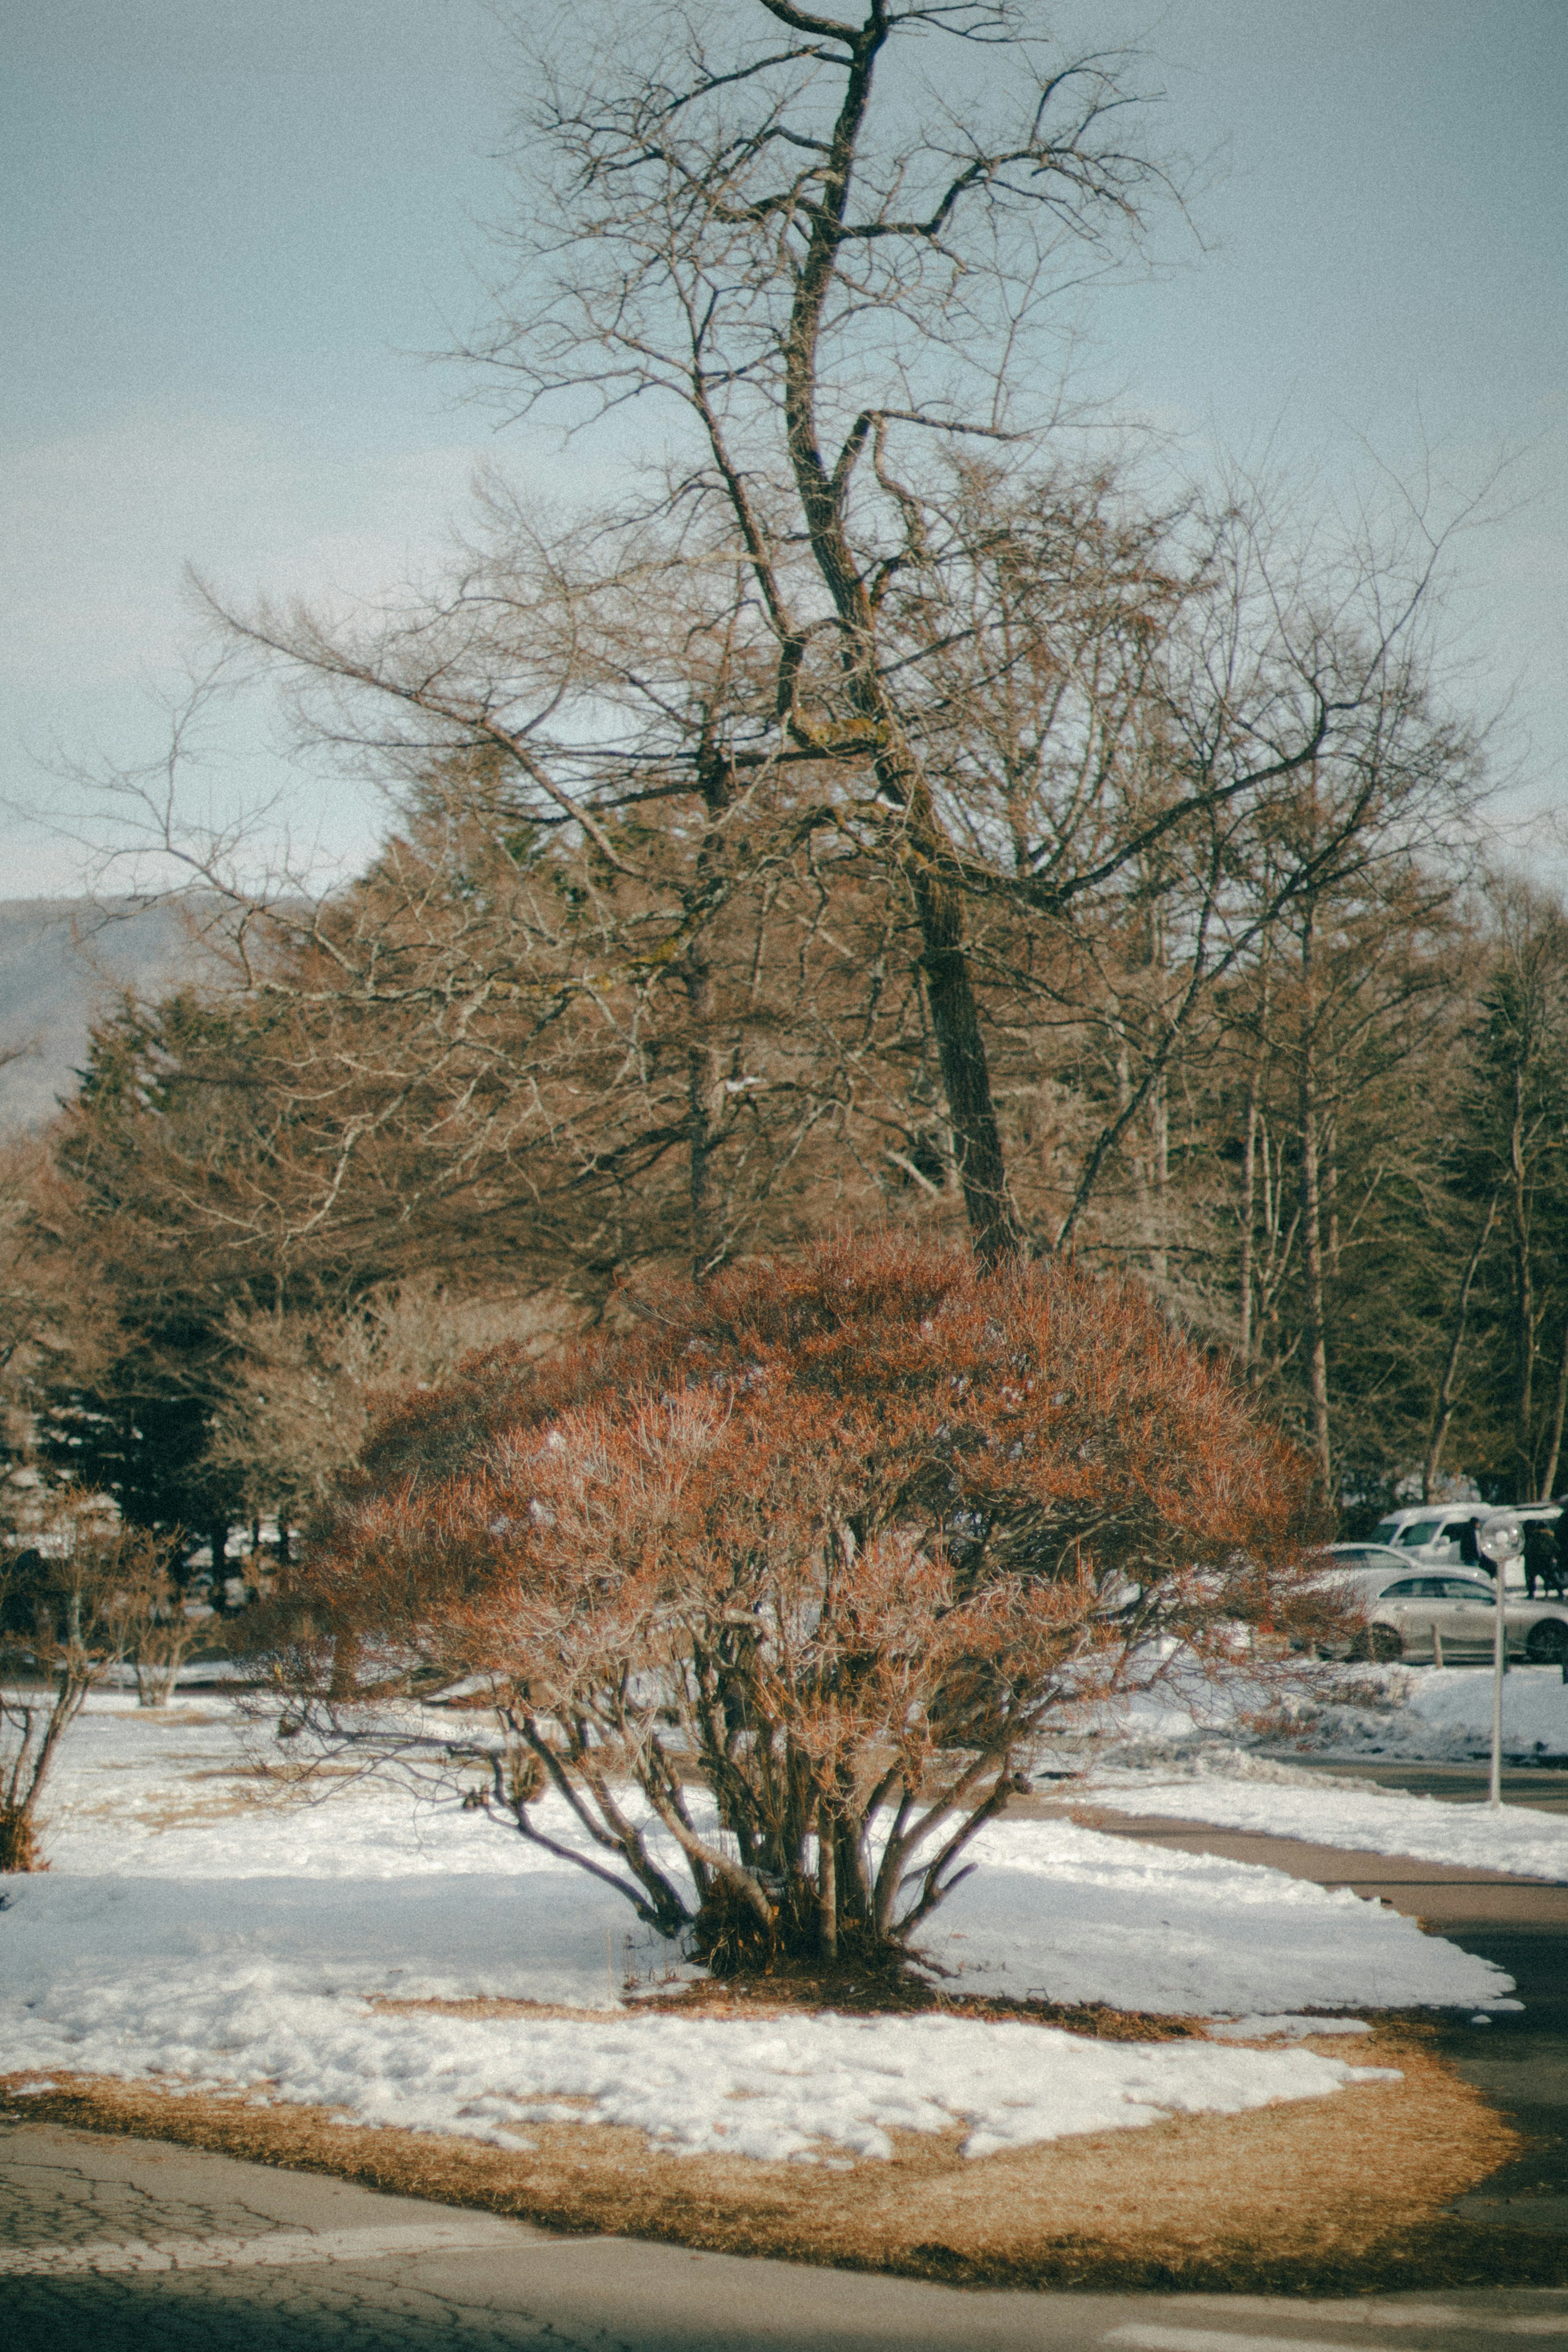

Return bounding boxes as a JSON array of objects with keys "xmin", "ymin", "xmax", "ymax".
[
  {"xmin": 1484, "ymin": 1513, "xmax": 1523, "ymax": 1811},
  {"xmin": 1490, "ymin": 1577, "xmax": 1506, "ymax": 1809}
]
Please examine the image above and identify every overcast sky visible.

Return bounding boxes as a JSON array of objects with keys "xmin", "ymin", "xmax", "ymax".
[{"xmin": 4, "ymin": 0, "xmax": 1565, "ymax": 898}]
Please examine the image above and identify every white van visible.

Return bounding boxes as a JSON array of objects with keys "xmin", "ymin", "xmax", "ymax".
[{"xmin": 1365, "ymin": 1503, "xmax": 1562, "ymax": 1591}]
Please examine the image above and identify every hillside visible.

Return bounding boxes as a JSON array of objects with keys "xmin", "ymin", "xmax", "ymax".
[{"xmin": 0, "ymin": 897, "xmax": 222, "ymax": 1135}]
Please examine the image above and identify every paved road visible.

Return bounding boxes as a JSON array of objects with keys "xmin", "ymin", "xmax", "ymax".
[
  {"xmin": 1297, "ymin": 1747, "xmax": 1568, "ymax": 2230},
  {"xmin": 1300, "ymin": 1759, "xmax": 1568, "ymax": 1812},
  {"xmin": 5, "ymin": 2116, "xmax": 1567, "ymax": 2352},
  {"xmin": 1053, "ymin": 1759, "xmax": 1568, "ymax": 2233}
]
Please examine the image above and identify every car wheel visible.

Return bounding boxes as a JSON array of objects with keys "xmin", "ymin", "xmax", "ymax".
[
  {"xmin": 1350, "ymin": 1625, "xmax": 1403, "ymax": 1663},
  {"xmin": 1526, "ymin": 1618, "xmax": 1568, "ymax": 1665}
]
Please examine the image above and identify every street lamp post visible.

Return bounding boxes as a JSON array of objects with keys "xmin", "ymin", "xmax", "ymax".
[{"xmin": 1486, "ymin": 1514, "xmax": 1524, "ymax": 1810}]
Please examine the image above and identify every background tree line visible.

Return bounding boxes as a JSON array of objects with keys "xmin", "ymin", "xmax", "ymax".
[
  {"xmin": 3, "ymin": 2, "xmax": 1561, "ymax": 1559},
  {"xmin": 3, "ymin": 785, "xmax": 1562, "ymax": 1556}
]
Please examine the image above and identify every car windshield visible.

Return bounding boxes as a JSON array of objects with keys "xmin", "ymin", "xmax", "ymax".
[
  {"xmin": 1370, "ymin": 1521, "xmax": 1399, "ymax": 1543},
  {"xmin": 1397, "ymin": 1520, "xmax": 1442, "ymax": 1545}
]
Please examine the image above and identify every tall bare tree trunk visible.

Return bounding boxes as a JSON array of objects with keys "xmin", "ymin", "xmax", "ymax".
[
  {"xmin": 1238, "ymin": 1060, "xmax": 1261, "ymax": 1373},
  {"xmin": 1296, "ymin": 907, "xmax": 1333, "ymax": 1498},
  {"xmin": 776, "ymin": 32, "xmax": 1023, "ymax": 1270},
  {"xmin": 684, "ymin": 948, "xmax": 722, "ymax": 1280},
  {"xmin": 1508, "ymin": 1066, "xmax": 1537, "ymax": 1498},
  {"xmin": 1298, "ymin": 1101, "xmax": 1333, "ymax": 1498},
  {"xmin": 682, "ymin": 754, "xmax": 737, "ymax": 1281},
  {"xmin": 1422, "ymin": 1194, "xmax": 1497, "ymax": 1500},
  {"xmin": 1541, "ymin": 1311, "xmax": 1568, "ymax": 1501},
  {"xmin": 1149, "ymin": 1068, "xmax": 1169, "ymax": 1283},
  {"xmin": 912, "ymin": 863, "xmax": 1020, "ymax": 1266},
  {"xmin": 817, "ymin": 1800, "xmax": 838, "ymax": 1963}
]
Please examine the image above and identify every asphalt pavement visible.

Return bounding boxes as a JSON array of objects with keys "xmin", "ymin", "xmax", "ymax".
[
  {"xmin": 6, "ymin": 2114, "xmax": 1568, "ymax": 2352},
  {"xmin": 1301, "ymin": 1759, "xmax": 1568, "ymax": 1810}
]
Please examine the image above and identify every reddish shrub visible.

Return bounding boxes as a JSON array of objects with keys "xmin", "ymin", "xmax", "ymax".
[{"xmin": 289, "ymin": 1236, "xmax": 1326, "ymax": 1970}]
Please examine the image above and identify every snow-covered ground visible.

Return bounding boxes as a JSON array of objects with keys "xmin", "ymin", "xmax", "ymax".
[
  {"xmin": 1023, "ymin": 1654, "xmax": 1568, "ymax": 1884},
  {"xmin": 914, "ymin": 1812, "xmax": 1509, "ymax": 2011},
  {"xmin": 0, "ymin": 1694, "xmax": 1511, "ymax": 2164},
  {"xmin": 1069, "ymin": 1655, "xmax": 1568, "ymax": 1768},
  {"xmin": 987, "ymin": 1656, "xmax": 1568, "ymax": 1891},
  {"xmin": 1079, "ymin": 1750, "xmax": 1568, "ymax": 1882},
  {"xmin": 1296, "ymin": 1660, "xmax": 1568, "ymax": 1762},
  {"xmin": 3, "ymin": 1981, "xmax": 1401, "ymax": 2167}
]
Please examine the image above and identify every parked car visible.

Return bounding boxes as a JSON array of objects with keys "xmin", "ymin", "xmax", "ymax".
[
  {"xmin": 1324, "ymin": 1542, "xmax": 1410, "ymax": 1577},
  {"xmin": 1319, "ymin": 1552, "xmax": 1568, "ymax": 1665},
  {"xmin": 1363, "ymin": 1504, "xmax": 1563, "ymax": 1587},
  {"xmin": 1364, "ymin": 1507, "xmax": 1484, "ymax": 1563}
]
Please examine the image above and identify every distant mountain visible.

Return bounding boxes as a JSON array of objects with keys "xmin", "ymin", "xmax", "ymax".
[{"xmin": 0, "ymin": 897, "xmax": 222, "ymax": 1136}]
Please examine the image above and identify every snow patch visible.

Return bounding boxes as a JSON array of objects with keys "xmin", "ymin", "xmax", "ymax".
[
  {"xmin": 1081, "ymin": 1761, "xmax": 1568, "ymax": 1884},
  {"xmin": 0, "ymin": 1695, "xmax": 1512, "ymax": 2164}
]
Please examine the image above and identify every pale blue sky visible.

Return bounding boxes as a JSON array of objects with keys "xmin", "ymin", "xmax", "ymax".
[{"xmin": 4, "ymin": 0, "xmax": 1565, "ymax": 894}]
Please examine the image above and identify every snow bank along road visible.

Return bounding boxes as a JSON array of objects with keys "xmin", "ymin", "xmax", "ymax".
[
  {"xmin": 1082, "ymin": 1759, "xmax": 1568, "ymax": 1882},
  {"xmin": 0, "ymin": 1698, "xmax": 1524, "ymax": 2168},
  {"xmin": 1081, "ymin": 1650, "xmax": 1568, "ymax": 1769},
  {"xmin": 6, "ymin": 2117, "xmax": 1568, "ymax": 2352}
]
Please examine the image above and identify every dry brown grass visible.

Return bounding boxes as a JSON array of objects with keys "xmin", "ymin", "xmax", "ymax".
[{"xmin": 1, "ymin": 2019, "xmax": 1546, "ymax": 2294}]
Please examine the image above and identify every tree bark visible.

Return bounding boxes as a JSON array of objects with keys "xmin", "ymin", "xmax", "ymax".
[
  {"xmin": 1422, "ymin": 1194, "xmax": 1497, "ymax": 1500},
  {"xmin": 773, "ymin": 13, "xmax": 1022, "ymax": 1266},
  {"xmin": 683, "ymin": 948, "xmax": 722, "ymax": 1280},
  {"xmin": 817, "ymin": 1801, "xmax": 838, "ymax": 1962},
  {"xmin": 1509, "ymin": 1064, "xmax": 1537, "ymax": 1499},
  {"xmin": 1238, "ymin": 1060, "xmax": 1261, "ymax": 1371},
  {"xmin": 913, "ymin": 872, "xmax": 1020, "ymax": 1266},
  {"xmin": 1149, "ymin": 1068, "xmax": 1169, "ymax": 1284},
  {"xmin": 1296, "ymin": 907, "xmax": 1333, "ymax": 1498},
  {"xmin": 682, "ymin": 752, "xmax": 735, "ymax": 1280},
  {"xmin": 1541, "ymin": 1311, "xmax": 1568, "ymax": 1501}
]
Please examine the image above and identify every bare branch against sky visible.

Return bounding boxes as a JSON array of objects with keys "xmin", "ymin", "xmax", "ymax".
[{"xmin": 3, "ymin": 0, "xmax": 1564, "ymax": 895}]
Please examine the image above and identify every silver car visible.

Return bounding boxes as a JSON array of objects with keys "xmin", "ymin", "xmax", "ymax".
[{"xmin": 1325, "ymin": 1556, "xmax": 1568, "ymax": 1665}]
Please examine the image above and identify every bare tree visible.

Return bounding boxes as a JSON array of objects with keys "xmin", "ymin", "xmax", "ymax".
[
  {"xmin": 138, "ymin": 6, "xmax": 1173, "ymax": 1264},
  {"xmin": 207, "ymin": 1276, "xmax": 584, "ymax": 1529},
  {"xmin": 1203, "ymin": 826, "xmax": 1474, "ymax": 1497},
  {"xmin": 58, "ymin": 3, "xmax": 1483, "ymax": 1297},
  {"xmin": 1422, "ymin": 1189, "xmax": 1498, "ymax": 1500},
  {"xmin": 1458, "ymin": 881, "xmax": 1568, "ymax": 1500},
  {"xmin": 0, "ymin": 1494, "xmax": 177, "ymax": 1865}
]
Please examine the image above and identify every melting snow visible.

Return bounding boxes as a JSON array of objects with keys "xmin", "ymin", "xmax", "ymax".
[{"xmin": 0, "ymin": 1693, "xmax": 1517, "ymax": 2163}]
